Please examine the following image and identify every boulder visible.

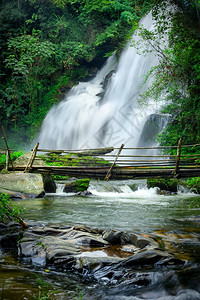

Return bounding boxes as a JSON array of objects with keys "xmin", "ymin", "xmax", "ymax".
[
  {"xmin": 120, "ymin": 250, "xmax": 182, "ymax": 268},
  {"xmin": 42, "ymin": 174, "xmax": 56, "ymax": 193},
  {"xmin": 60, "ymin": 228, "xmax": 109, "ymax": 247},
  {"xmin": 63, "ymin": 178, "xmax": 90, "ymax": 193},
  {"xmin": 0, "ymin": 172, "xmax": 45, "ymax": 198},
  {"xmin": 103, "ymin": 229, "xmax": 156, "ymax": 249},
  {"xmin": 13, "ymin": 153, "xmax": 56, "ymax": 194}
]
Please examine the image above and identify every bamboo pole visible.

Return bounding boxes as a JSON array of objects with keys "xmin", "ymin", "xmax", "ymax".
[
  {"xmin": 24, "ymin": 142, "xmax": 39, "ymax": 173},
  {"xmin": 174, "ymin": 138, "xmax": 182, "ymax": 178},
  {"xmin": 36, "ymin": 143, "xmax": 200, "ymax": 154},
  {"xmin": 1, "ymin": 125, "xmax": 14, "ymax": 171},
  {"xmin": 104, "ymin": 144, "xmax": 124, "ymax": 181},
  {"xmin": 6, "ymin": 150, "xmax": 9, "ymax": 171}
]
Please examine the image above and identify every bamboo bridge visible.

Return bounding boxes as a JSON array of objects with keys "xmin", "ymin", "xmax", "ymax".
[{"xmin": 2, "ymin": 136, "xmax": 200, "ymax": 180}]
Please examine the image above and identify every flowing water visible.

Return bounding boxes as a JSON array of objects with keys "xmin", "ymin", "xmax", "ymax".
[
  {"xmin": 38, "ymin": 12, "xmax": 165, "ymax": 150},
  {"xmin": 2, "ymin": 10, "xmax": 200, "ymax": 300},
  {"xmin": 1, "ymin": 180, "xmax": 200, "ymax": 300}
]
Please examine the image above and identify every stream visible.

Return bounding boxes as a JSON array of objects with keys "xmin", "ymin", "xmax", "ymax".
[{"xmin": 1, "ymin": 179, "xmax": 200, "ymax": 299}]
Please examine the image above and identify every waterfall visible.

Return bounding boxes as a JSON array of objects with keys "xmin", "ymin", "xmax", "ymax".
[{"xmin": 38, "ymin": 12, "xmax": 165, "ymax": 150}]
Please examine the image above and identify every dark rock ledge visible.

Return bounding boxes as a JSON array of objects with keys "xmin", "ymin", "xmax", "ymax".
[
  {"xmin": 0, "ymin": 223, "xmax": 184, "ymax": 286},
  {"xmin": 12, "ymin": 224, "xmax": 183, "ymax": 280}
]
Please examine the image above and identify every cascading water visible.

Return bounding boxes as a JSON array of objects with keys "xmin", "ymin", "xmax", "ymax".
[{"xmin": 38, "ymin": 12, "xmax": 165, "ymax": 150}]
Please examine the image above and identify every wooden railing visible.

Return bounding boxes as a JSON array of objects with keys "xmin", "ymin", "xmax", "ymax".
[
  {"xmin": 21, "ymin": 139, "xmax": 200, "ymax": 179},
  {"xmin": 1, "ymin": 129, "xmax": 200, "ymax": 179}
]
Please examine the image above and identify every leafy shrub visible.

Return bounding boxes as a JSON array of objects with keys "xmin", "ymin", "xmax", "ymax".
[
  {"xmin": 147, "ymin": 178, "xmax": 178, "ymax": 193},
  {"xmin": 0, "ymin": 193, "xmax": 25, "ymax": 224},
  {"xmin": 185, "ymin": 177, "xmax": 200, "ymax": 194},
  {"xmin": 0, "ymin": 151, "xmax": 24, "ymax": 168}
]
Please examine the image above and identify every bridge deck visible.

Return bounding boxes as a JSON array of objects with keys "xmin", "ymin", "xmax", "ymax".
[
  {"xmin": 13, "ymin": 165, "xmax": 200, "ymax": 180},
  {"xmin": 3, "ymin": 140, "xmax": 200, "ymax": 180}
]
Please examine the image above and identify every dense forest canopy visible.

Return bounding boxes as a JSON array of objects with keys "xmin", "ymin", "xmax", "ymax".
[
  {"xmin": 0, "ymin": 0, "xmax": 151, "ymax": 147},
  {"xmin": 0, "ymin": 0, "xmax": 199, "ymax": 150}
]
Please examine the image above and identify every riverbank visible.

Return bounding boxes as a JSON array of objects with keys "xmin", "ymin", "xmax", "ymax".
[{"xmin": 1, "ymin": 179, "xmax": 200, "ymax": 299}]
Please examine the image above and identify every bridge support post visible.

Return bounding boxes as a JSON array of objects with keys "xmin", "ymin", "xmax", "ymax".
[
  {"xmin": 174, "ymin": 138, "xmax": 182, "ymax": 178},
  {"xmin": 1, "ymin": 125, "xmax": 14, "ymax": 171},
  {"xmin": 24, "ymin": 142, "xmax": 39, "ymax": 173},
  {"xmin": 104, "ymin": 144, "xmax": 124, "ymax": 181}
]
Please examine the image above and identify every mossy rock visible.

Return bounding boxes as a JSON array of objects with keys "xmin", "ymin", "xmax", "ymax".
[
  {"xmin": 63, "ymin": 178, "xmax": 90, "ymax": 193},
  {"xmin": 147, "ymin": 178, "xmax": 178, "ymax": 193}
]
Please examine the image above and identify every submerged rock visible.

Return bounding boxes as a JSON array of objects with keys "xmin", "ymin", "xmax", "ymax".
[{"xmin": 75, "ymin": 190, "xmax": 92, "ymax": 196}]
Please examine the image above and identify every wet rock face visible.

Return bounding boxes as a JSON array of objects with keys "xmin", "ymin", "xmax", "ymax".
[
  {"xmin": 16, "ymin": 225, "xmax": 183, "ymax": 282},
  {"xmin": 0, "ymin": 172, "xmax": 45, "ymax": 198}
]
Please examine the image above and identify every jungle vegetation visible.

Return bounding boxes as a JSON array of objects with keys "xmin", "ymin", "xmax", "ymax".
[
  {"xmin": 0, "ymin": 0, "xmax": 199, "ymax": 151},
  {"xmin": 0, "ymin": 0, "xmax": 151, "ymax": 148}
]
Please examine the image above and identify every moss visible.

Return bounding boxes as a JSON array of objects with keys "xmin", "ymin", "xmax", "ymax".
[
  {"xmin": 39, "ymin": 153, "xmax": 111, "ymax": 167},
  {"xmin": 74, "ymin": 179, "xmax": 90, "ymax": 192},
  {"xmin": 52, "ymin": 175, "xmax": 70, "ymax": 180},
  {"xmin": 147, "ymin": 178, "xmax": 178, "ymax": 193},
  {"xmin": 63, "ymin": 178, "xmax": 90, "ymax": 193}
]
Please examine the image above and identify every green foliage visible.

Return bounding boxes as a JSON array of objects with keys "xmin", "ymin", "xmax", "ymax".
[
  {"xmin": 185, "ymin": 177, "xmax": 200, "ymax": 194},
  {"xmin": 0, "ymin": 151, "xmax": 24, "ymax": 168},
  {"xmin": 147, "ymin": 178, "xmax": 178, "ymax": 192},
  {"xmin": 0, "ymin": 193, "xmax": 24, "ymax": 224},
  {"xmin": 4, "ymin": 30, "xmax": 55, "ymax": 117},
  {"xmin": 34, "ymin": 273, "xmax": 58, "ymax": 300},
  {"xmin": 74, "ymin": 179, "xmax": 90, "ymax": 191},
  {"xmin": 40, "ymin": 153, "xmax": 111, "ymax": 167},
  {"xmin": 0, "ymin": 0, "xmax": 152, "ymax": 148},
  {"xmin": 154, "ymin": 236, "xmax": 166, "ymax": 250},
  {"xmin": 74, "ymin": 287, "xmax": 82, "ymax": 300},
  {"xmin": 133, "ymin": 0, "xmax": 200, "ymax": 150},
  {"xmin": 51, "ymin": 174, "xmax": 69, "ymax": 180}
]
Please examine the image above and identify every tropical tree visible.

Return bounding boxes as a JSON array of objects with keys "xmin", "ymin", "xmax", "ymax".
[{"xmin": 133, "ymin": 0, "xmax": 200, "ymax": 148}]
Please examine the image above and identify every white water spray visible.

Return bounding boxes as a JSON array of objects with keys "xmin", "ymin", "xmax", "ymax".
[{"xmin": 38, "ymin": 12, "xmax": 165, "ymax": 150}]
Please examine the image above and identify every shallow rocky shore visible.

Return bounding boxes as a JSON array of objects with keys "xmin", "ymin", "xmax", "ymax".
[{"xmin": 0, "ymin": 223, "xmax": 184, "ymax": 287}]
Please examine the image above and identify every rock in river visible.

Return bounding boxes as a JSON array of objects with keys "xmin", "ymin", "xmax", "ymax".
[
  {"xmin": 14, "ymin": 224, "xmax": 184, "ymax": 283},
  {"xmin": 0, "ymin": 172, "xmax": 45, "ymax": 198}
]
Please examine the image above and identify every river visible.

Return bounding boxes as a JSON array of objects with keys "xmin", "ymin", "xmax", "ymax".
[{"xmin": 1, "ymin": 179, "xmax": 200, "ymax": 299}]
